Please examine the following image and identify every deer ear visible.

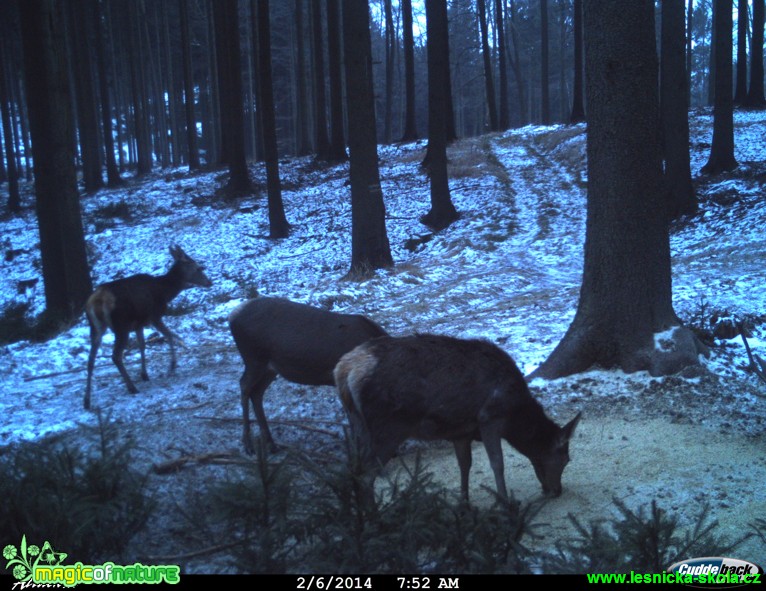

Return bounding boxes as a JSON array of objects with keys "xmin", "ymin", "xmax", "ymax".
[
  {"xmin": 561, "ymin": 412, "xmax": 581, "ymax": 441},
  {"xmin": 170, "ymin": 245, "xmax": 185, "ymax": 260}
]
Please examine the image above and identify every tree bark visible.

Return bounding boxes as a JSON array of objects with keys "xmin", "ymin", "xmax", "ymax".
[
  {"xmin": 478, "ymin": 0, "xmax": 498, "ymax": 131},
  {"xmin": 531, "ymin": 0, "xmax": 705, "ymax": 380},
  {"xmin": 701, "ymin": 0, "xmax": 738, "ymax": 175},
  {"xmin": 540, "ymin": 0, "xmax": 550, "ymax": 124},
  {"xmin": 400, "ymin": 0, "xmax": 418, "ymax": 141},
  {"xmin": 326, "ymin": 0, "xmax": 348, "ymax": 161},
  {"xmin": 312, "ymin": 0, "xmax": 330, "ymax": 160},
  {"xmin": 570, "ymin": 0, "xmax": 585, "ymax": 122},
  {"xmin": 18, "ymin": 0, "xmax": 93, "ymax": 327},
  {"xmin": 342, "ymin": 0, "xmax": 393, "ymax": 277},
  {"xmin": 421, "ymin": 0, "xmax": 459, "ymax": 232},
  {"xmin": 0, "ymin": 40, "xmax": 20, "ymax": 213},
  {"xmin": 213, "ymin": 0, "xmax": 252, "ymax": 193},
  {"xmin": 744, "ymin": 0, "xmax": 765, "ymax": 107},
  {"xmin": 255, "ymin": 0, "xmax": 290, "ymax": 238},
  {"xmin": 179, "ymin": 0, "xmax": 201, "ymax": 170},
  {"xmin": 495, "ymin": 0, "xmax": 509, "ymax": 130},
  {"xmin": 734, "ymin": 0, "xmax": 748, "ymax": 104},
  {"xmin": 661, "ymin": 0, "xmax": 696, "ymax": 219}
]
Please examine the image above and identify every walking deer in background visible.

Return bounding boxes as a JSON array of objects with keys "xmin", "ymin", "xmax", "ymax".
[
  {"xmin": 228, "ymin": 297, "xmax": 388, "ymax": 454},
  {"xmin": 84, "ymin": 245, "xmax": 212, "ymax": 409},
  {"xmin": 335, "ymin": 333, "xmax": 581, "ymax": 503}
]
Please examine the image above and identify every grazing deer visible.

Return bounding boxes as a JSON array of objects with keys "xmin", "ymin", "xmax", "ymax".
[
  {"xmin": 228, "ymin": 297, "xmax": 388, "ymax": 454},
  {"xmin": 84, "ymin": 245, "xmax": 212, "ymax": 409},
  {"xmin": 334, "ymin": 333, "xmax": 581, "ymax": 503}
]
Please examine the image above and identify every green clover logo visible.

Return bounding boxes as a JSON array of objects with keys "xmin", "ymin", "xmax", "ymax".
[
  {"xmin": 3, "ymin": 535, "xmax": 33, "ymax": 581},
  {"xmin": 3, "ymin": 536, "xmax": 58, "ymax": 582}
]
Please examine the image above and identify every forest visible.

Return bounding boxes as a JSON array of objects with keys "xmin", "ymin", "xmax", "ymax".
[{"xmin": 1, "ymin": 0, "xmax": 765, "ymax": 579}]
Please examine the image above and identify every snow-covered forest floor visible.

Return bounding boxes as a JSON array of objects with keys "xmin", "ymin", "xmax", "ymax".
[{"xmin": 1, "ymin": 108, "xmax": 765, "ymax": 572}]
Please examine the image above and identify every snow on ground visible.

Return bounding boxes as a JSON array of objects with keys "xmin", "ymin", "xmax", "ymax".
[{"xmin": 1, "ymin": 108, "xmax": 765, "ymax": 447}]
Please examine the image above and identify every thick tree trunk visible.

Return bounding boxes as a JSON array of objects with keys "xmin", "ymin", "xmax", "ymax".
[
  {"xmin": 495, "ymin": 0, "xmax": 509, "ymax": 130},
  {"xmin": 661, "ymin": 0, "xmax": 697, "ymax": 219},
  {"xmin": 734, "ymin": 0, "xmax": 748, "ymax": 104},
  {"xmin": 570, "ymin": 0, "xmax": 585, "ymax": 122},
  {"xmin": 326, "ymin": 0, "xmax": 348, "ymax": 161},
  {"xmin": 92, "ymin": 0, "xmax": 122, "ymax": 185},
  {"xmin": 532, "ymin": 0, "xmax": 705, "ymax": 381},
  {"xmin": 19, "ymin": 0, "xmax": 93, "ymax": 326},
  {"xmin": 179, "ymin": 0, "xmax": 200, "ymax": 170},
  {"xmin": 255, "ymin": 0, "xmax": 290, "ymax": 238},
  {"xmin": 312, "ymin": 0, "xmax": 330, "ymax": 160},
  {"xmin": 701, "ymin": 0, "xmax": 738, "ymax": 175},
  {"xmin": 540, "ymin": 0, "xmax": 550, "ymax": 124},
  {"xmin": 342, "ymin": 0, "xmax": 393, "ymax": 277},
  {"xmin": 400, "ymin": 0, "xmax": 418, "ymax": 141},
  {"xmin": 478, "ymin": 0, "xmax": 498, "ymax": 131},
  {"xmin": 744, "ymin": 0, "xmax": 765, "ymax": 107},
  {"xmin": 421, "ymin": 0, "xmax": 459, "ymax": 232}
]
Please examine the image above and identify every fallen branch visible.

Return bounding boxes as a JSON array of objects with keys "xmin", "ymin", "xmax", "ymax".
[
  {"xmin": 152, "ymin": 451, "xmax": 241, "ymax": 475},
  {"xmin": 739, "ymin": 324, "xmax": 766, "ymax": 390}
]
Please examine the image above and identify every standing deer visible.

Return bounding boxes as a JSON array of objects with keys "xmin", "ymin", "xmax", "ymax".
[
  {"xmin": 84, "ymin": 245, "xmax": 212, "ymax": 409},
  {"xmin": 334, "ymin": 333, "xmax": 581, "ymax": 503},
  {"xmin": 228, "ymin": 297, "xmax": 388, "ymax": 454}
]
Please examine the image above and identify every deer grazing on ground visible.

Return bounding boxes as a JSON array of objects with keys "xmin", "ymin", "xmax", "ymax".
[
  {"xmin": 84, "ymin": 245, "xmax": 212, "ymax": 409},
  {"xmin": 228, "ymin": 297, "xmax": 388, "ymax": 454},
  {"xmin": 334, "ymin": 333, "xmax": 581, "ymax": 503}
]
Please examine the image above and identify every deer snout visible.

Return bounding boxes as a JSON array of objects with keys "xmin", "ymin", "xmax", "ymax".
[{"xmin": 542, "ymin": 484, "xmax": 563, "ymax": 498}]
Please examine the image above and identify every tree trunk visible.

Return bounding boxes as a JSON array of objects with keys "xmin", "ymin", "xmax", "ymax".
[
  {"xmin": 294, "ymin": 0, "xmax": 312, "ymax": 155},
  {"xmin": 400, "ymin": 0, "xmax": 418, "ymax": 141},
  {"xmin": 495, "ymin": 0, "xmax": 509, "ymax": 130},
  {"xmin": 312, "ymin": 0, "xmax": 330, "ymax": 160},
  {"xmin": 68, "ymin": 0, "xmax": 104, "ymax": 193},
  {"xmin": 255, "ymin": 0, "xmax": 290, "ymax": 238},
  {"xmin": 92, "ymin": 0, "xmax": 122, "ymax": 185},
  {"xmin": 179, "ymin": 0, "xmax": 201, "ymax": 170},
  {"xmin": 745, "ymin": 0, "xmax": 765, "ymax": 107},
  {"xmin": 661, "ymin": 0, "xmax": 696, "ymax": 219},
  {"xmin": 0, "ymin": 41, "xmax": 20, "ymax": 213},
  {"xmin": 18, "ymin": 0, "xmax": 93, "ymax": 327},
  {"xmin": 478, "ymin": 0, "xmax": 498, "ymax": 131},
  {"xmin": 570, "ymin": 0, "xmax": 585, "ymax": 122},
  {"xmin": 421, "ymin": 0, "xmax": 459, "ymax": 232},
  {"xmin": 540, "ymin": 0, "xmax": 550, "ymax": 124},
  {"xmin": 326, "ymin": 0, "xmax": 348, "ymax": 161},
  {"xmin": 213, "ymin": 0, "xmax": 252, "ymax": 193},
  {"xmin": 342, "ymin": 0, "xmax": 393, "ymax": 277},
  {"xmin": 531, "ymin": 0, "xmax": 705, "ymax": 381},
  {"xmin": 734, "ymin": 0, "xmax": 748, "ymax": 104},
  {"xmin": 702, "ymin": 0, "xmax": 738, "ymax": 175}
]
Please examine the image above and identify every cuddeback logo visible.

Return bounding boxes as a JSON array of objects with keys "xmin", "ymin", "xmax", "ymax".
[
  {"xmin": 3, "ymin": 535, "xmax": 180, "ymax": 587},
  {"xmin": 667, "ymin": 556, "xmax": 763, "ymax": 588}
]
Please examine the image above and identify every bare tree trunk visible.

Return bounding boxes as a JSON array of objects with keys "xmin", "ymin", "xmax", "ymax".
[
  {"xmin": 312, "ymin": 0, "xmax": 330, "ymax": 160},
  {"xmin": 400, "ymin": 0, "xmax": 418, "ymax": 141},
  {"xmin": 254, "ymin": 0, "xmax": 289, "ymax": 238},
  {"xmin": 702, "ymin": 0, "xmax": 738, "ymax": 174},
  {"xmin": 478, "ymin": 0, "xmax": 498, "ymax": 131},
  {"xmin": 342, "ymin": 0, "xmax": 393, "ymax": 277},
  {"xmin": 745, "ymin": 0, "xmax": 765, "ymax": 107},
  {"xmin": 326, "ymin": 0, "xmax": 347, "ymax": 161},
  {"xmin": 19, "ymin": 0, "xmax": 93, "ymax": 326}
]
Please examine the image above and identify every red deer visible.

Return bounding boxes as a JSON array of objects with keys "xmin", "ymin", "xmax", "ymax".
[
  {"xmin": 228, "ymin": 297, "xmax": 388, "ymax": 454},
  {"xmin": 334, "ymin": 334, "xmax": 581, "ymax": 502},
  {"xmin": 84, "ymin": 245, "xmax": 212, "ymax": 409}
]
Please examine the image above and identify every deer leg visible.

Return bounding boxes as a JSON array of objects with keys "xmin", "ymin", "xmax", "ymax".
[
  {"xmin": 453, "ymin": 439, "xmax": 473, "ymax": 502},
  {"xmin": 112, "ymin": 331, "xmax": 138, "ymax": 394},
  {"xmin": 85, "ymin": 325, "xmax": 104, "ymax": 410},
  {"xmin": 135, "ymin": 327, "xmax": 149, "ymax": 381},
  {"xmin": 152, "ymin": 318, "xmax": 177, "ymax": 374},
  {"xmin": 240, "ymin": 365, "xmax": 278, "ymax": 454},
  {"xmin": 480, "ymin": 422, "xmax": 508, "ymax": 501}
]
